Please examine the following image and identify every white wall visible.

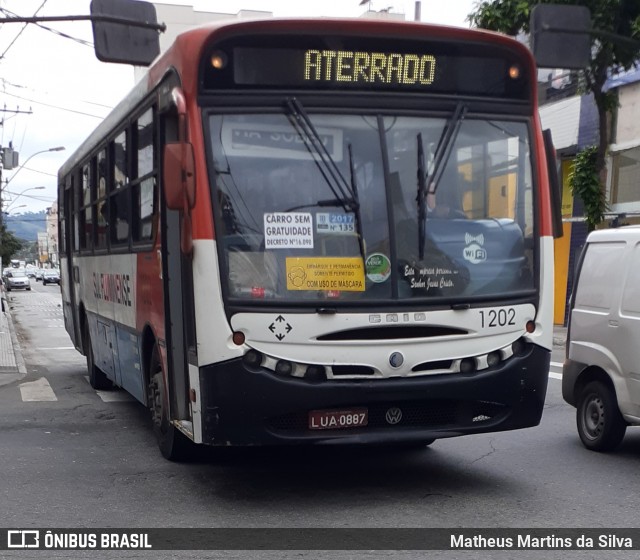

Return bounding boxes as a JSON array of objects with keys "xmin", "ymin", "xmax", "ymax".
[
  {"xmin": 615, "ymin": 81, "xmax": 640, "ymax": 147},
  {"xmin": 539, "ymin": 96, "xmax": 581, "ymax": 151}
]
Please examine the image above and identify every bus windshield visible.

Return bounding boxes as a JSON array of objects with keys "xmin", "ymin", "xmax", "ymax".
[{"xmin": 210, "ymin": 111, "xmax": 534, "ymax": 304}]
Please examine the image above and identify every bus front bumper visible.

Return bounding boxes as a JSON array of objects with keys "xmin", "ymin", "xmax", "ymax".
[{"xmin": 198, "ymin": 344, "xmax": 550, "ymax": 446}]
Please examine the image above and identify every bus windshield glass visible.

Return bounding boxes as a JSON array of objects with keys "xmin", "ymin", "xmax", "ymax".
[{"xmin": 210, "ymin": 112, "xmax": 534, "ymax": 304}]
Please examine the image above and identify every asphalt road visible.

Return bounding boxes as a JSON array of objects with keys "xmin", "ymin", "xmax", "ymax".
[{"xmin": 1, "ymin": 283, "xmax": 639, "ymax": 560}]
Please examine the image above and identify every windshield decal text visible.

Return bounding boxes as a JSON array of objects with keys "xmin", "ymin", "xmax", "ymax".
[
  {"xmin": 264, "ymin": 213, "xmax": 314, "ymax": 249},
  {"xmin": 286, "ymin": 257, "xmax": 365, "ymax": 291}
]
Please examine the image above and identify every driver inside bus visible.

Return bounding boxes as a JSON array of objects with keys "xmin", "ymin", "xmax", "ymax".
[{"xmin": 426, "ymin": 166, "xmax": 467, "ymax": 219}]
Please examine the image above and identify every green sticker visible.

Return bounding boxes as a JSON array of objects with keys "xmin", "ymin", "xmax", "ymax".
[{"xmin": 366, "ymin": 253, "xmax": 391, "ymax": 283}]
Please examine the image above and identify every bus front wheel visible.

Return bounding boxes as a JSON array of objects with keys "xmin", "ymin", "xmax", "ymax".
[
  {"xmin": 84, "ymin": 322, "xmax": 112, "ymax": 390},
  {"xmin": 148, "ymin": 344, "xmax": 191, "ymax": 461}
]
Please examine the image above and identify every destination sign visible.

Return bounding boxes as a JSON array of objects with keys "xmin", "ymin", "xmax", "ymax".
[
  {"xmin": 201, "ymin": 34, "xmax": 530, "ymax": 99},
  {"xmin": 303, "ymin": 50, "xmax": 436, "ymax": 86}
]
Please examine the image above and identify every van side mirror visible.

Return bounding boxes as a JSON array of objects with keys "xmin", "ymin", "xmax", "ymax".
[
  {"xmin": 530, "ymin": 4, "xmax": 591, "ymax": 69},
  {"xmin": 163, "ymin": 142, "xmax": 195, "ymax": 211}
]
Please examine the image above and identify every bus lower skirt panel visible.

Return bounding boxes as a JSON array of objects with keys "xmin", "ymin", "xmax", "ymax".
[{"xmin": 198, "ymin": 345, "xmax": 550, "ymax": 446}]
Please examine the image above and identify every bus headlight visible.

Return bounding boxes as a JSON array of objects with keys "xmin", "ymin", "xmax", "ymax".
[
  {"xmin": 243, "ymin": 349, "xmax": 263, "ymax": 368},
  {"xmin": 487, "ymin": 351, "xmax": 502, "ymax": 368},
  {"xmin": 305, "ymin": 365, "xmax": 327, "ymax": 382},
  {"xmin": 459, "ymin": 358, "xmax": 477, "ymax": 374},
  {"xmin": 275, "ymin": 360, "xmax": 294, "ymax": 376}
]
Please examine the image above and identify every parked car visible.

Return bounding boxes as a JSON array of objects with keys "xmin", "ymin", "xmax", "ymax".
[
  {"xmin": 563, "ymin": 226, "xmax": 640, "ymax": 452},
  {"xmin": 42, "ymin": 269, "xmax": 61, "ymax": 285},
  {"xmin": 5, "ymin": 270, "xmax": 31, "ymax": 292}
]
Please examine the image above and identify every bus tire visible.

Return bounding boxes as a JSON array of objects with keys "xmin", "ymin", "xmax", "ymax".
[
  {"xmin": 84, "ymin": 322, "xmax": 113, "ymax": 390},
  {"xmin": 148, "ymin": 344, "xmax": 191, "ymax": 461},
  {"xmin": 576, "ymin": 380, "xmax": 626, "ymax": 452}
]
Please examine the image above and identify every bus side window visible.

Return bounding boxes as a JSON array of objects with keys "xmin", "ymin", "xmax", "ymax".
[
  {"xmin": 110, "ymin": 130, "xmax": 131, "ymax": 245},
  {"xmin": 110, "ymin": 191, "xmax": 130, "ymax": 244},
  {"xmin": 96, "ymin": 150, "xmax": 108, "ymax": 248}
]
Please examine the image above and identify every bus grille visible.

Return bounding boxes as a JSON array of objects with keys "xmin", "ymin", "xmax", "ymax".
[{"xmin": 267, "ymin": 400, "xmax": 508, "ymax": 432}]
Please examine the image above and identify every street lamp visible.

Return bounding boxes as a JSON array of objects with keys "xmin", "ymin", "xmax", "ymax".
[
  {"xmin": 4, "ymin": 186, "xmax": 46, "ymax": 213},
  {"xmin": 4, "ymin": 146, "xmax": 66, "ymax": 188},
  {"xmin": 0, "ymin": 146, "xmax": 65, "ymax": 228}
]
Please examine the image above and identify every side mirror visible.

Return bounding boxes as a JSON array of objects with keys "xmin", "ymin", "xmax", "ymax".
[
  {"xmin": 542, "ymin": 129, "xmax": 564, "ymax": 239},
  {"xmin": 90, "ymin": 0, "xmax": 161, "ymax": 66},
  {"xmin": 163, "ymin": 142, "xmax": 195, "ymax": 211},
  {"xmin": 530, "ymin": 4, "xmax": 591, "ymax": 69}
]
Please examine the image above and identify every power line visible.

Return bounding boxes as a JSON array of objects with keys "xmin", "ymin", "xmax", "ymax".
[
  {"xmin": 0, "ymin": 6, "xmax": 93, "ymax": 48},
  {"xmin": 16, "ymin": 166, "xmax": 57, "ymax": 178},
  {"xmin": 1, "ymin": 90, "xmax": 106, "ymax": 119},
  {"xmin": 1, "ymin": 78, "xmax": 113, "ymax": 110},
  {"xmin": 0, "ymin": 0, "xmax": 48, "ymax": 60},
  {"xmin": 3, "ymin": 191, "xmax": 55, "ymax": 201}
]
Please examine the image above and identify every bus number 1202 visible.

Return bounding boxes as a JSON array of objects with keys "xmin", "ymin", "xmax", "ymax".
[{"xmin": 480, "ymin": 308, "xmax": 516, "ymax": 328}]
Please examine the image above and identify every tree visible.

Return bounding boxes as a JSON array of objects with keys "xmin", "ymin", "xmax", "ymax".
[
  {"xmin": 468, "ymin": 0, "xmax": 640, "ymax": 229},
  {"xmin": 0, "ymin": 226, "xmax": 24, "ymax": 268}
]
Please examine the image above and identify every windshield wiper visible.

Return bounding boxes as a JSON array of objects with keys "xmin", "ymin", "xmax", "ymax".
[
  {"xmin": 285, "ymin": 199, "xmax": 348, "ymax": 212},
  {"xmin": 285, "ymin": 98, "xmax": 356, "ymax": 212},
  {"xmin": 417, "ymin": 102, "xmax": 467, "ymax": 258},
  {"xmin": 417, "ymin": 132, "xmax": 428, "ymax": 259},
  {"xmin": 348, "ymin": 143, "xmax": 366, "ymax": 261},
  {"xmin": 285, "ymin": 97, "xmax": 365, "ymax": 261}
]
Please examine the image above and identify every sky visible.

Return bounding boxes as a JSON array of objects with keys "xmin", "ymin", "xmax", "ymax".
[{"xmin": 0, "ymin": 0, "xmax": 476, "ymax": 216}]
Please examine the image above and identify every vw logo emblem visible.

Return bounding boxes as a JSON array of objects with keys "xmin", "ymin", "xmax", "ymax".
[
  {"xmin": 385, "ymin": 407, "xmax": 403, "ymax": 425},
  {"xmin": 389, "ymin": 352, "xmax": 404, "ymax": 368}
]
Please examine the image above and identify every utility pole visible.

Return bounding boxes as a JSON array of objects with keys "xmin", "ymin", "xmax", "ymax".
[{"xmin": 0, "ymin": 111, "xmax": 31, "ymax": 231}]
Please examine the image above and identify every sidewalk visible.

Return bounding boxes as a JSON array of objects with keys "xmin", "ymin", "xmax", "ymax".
[{"xmin": 0, "ymin": 293, "xmax": 27, "ymax": 387}]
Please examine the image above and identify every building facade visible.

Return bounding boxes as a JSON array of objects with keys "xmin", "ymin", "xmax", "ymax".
[{"xmin": 40, "ymin": 202, "xmax": 58, "ymax": 267}]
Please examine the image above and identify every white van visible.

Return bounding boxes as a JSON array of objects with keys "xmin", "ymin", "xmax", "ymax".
[{"xmin": 563, "ymin": 225, "xmax": 640, "ymax": 451}]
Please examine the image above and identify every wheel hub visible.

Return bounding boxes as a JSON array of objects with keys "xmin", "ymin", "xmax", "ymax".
[{"xmin": 584, "ymin": 396, "xmax": 604, "ymax": 439}]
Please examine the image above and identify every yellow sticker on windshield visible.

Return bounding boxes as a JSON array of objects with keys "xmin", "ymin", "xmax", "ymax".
[{"xmin": 286, "ymin": 257, "xmax": 365, "ymax": 291}]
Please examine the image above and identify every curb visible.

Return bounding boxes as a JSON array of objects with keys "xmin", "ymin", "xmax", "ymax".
[
  {"xmin": 0, "ymin": 295, "xmax": 28, "ymax": 387},
  {"xmin": 6, "ymin": 302, "xmax": 27, "ymax": 375}
]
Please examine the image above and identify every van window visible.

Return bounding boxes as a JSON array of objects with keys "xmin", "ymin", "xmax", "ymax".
[
  {"xmin": 575, "ymin": 242, "xmax": 625, "ymax": 310},
  {"xmin": 621, "ymin": 243, "xmax": 640, "ymax": 314}
]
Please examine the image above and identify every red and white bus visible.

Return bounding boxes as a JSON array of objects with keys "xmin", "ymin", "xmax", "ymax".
[{"xmin": 59, "ymin": 17, "xmax": 561, "ymax": 459}]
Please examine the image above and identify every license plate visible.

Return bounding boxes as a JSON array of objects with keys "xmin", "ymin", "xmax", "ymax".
[{"xmin": 308, "ymin": 408, "xmax": 368, "ymax": 430}]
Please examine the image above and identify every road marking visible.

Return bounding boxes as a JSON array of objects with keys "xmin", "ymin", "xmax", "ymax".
[
  {"xmin": 38, "ymin": 347, "xmax": 76, "ymax": 350},
  {"xmin": 548, "ymin": 361, "xmax": 563, "ymax": 380},
  {"xmin": 83, "ymin": 376, "xmax": 135, "ymax": 402},
  {"xmin": 20, "ymin": 377, "xmax": 58, "ymax": 402}
]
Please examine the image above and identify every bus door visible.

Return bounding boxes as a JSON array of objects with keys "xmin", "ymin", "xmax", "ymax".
[
  {"xmin": 63, "ymin": 178, "xmax": 82, "ymax": 349},
  {"xmin": 158, "ymin": 101, "xmax": 194, "ymax": 429}
]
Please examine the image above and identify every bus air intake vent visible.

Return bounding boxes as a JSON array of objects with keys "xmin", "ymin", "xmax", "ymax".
[
  {"xmin": 412, "ymin": 360, "xmax": 454, "ymax": 372},
  {"xmin": 331, "ymin": 365, "xmax": 375, "ymax": 377},
  {"xmin": 317, "ymin": 326, "xmax": 467, "ymax": 341}
]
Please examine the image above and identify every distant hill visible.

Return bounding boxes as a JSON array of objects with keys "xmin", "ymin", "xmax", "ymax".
[{"xmin": 4, "ymin": 211, "xmax": 47, "ymax": 241}]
